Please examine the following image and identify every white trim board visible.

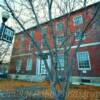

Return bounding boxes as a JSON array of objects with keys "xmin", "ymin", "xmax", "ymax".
[
  {"xmin": 71, "ymin": 42, "xmax": 100, "ymax": 49},
  {"xmin": 12, "ymin": 53, "xmax": 32, "ymax": 57}
]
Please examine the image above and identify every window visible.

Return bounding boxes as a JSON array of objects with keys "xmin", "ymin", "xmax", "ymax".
[
  {"xmin": 56, "ymin": 22, "xmax": 64, "ymax": 31},
  {"xmin": 20, "ymin": 34, "xmax": 25, "ymax": 49},
  {"xmin": 16, "ymin": 59, "xmax": 22, "ymax": 72},
  {"xmin": 41, "ymin": 27, "xmax": 48, "ymax": 35},
  {"xmin": 57, "ymin": 54, "xmax": 64, "ymax": 70},
  {"xmin": 29, "ymin": 41, "xmax": 33, "ymax": 50},
  {"xmin": 26, "ymin": 58, "xmax": 33, "ymax": 71},
  {"xmin": 42, "ymin": 39, "xmax": 47, "ymax": 47},
  {"xmin": 81, "ymin": 79, "xmax": 91, "ymax": 83},
  {"xmin": 75, "ymin": 29, "xmax": 85, "ymax": 41},
  {"xmin": 77, "ymin": 52, "xmax": 91, "ymax": 70},
  {"xmin": 73, "ymin": 15, "xmax": 83, "ymax": 25},
  {"xmin": 30, "ymin": 31, "xmax": 34, "ymax": 38},
  {"xmin": 21, "ymin": 34, "xmax": 25, "ymax": 41},
  {"xmin": 40, "ymin": 53, "xmax": 49, "ymax": 75},
  {"xmin": 56, "ymin": 35, "xmax": 64, "ymax": 46}
]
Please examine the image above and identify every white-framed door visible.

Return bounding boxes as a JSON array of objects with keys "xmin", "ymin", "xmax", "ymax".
[{"xmin": 36, "ymin": 53, "xmax": 51, "ymax": 75}]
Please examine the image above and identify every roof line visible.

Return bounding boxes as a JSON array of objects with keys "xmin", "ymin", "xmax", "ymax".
[{"xmin": 16, "ymin": 1, "xmax": 100, "ymax": 35}]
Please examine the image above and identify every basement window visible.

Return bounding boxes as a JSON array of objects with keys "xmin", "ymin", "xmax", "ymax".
[{"xmin": 81, "ymin": 79, "xmax": 91, "ymax": 83}]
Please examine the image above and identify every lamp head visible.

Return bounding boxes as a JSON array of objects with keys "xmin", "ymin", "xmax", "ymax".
[{"xmin": 2, "ymin": 11, "xmax": 10, "ymax": 23}]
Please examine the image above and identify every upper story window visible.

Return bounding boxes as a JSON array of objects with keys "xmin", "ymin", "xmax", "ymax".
[
  {"xmin": 73, "ymin": 15, "xmax": 83, "ymax": 25},
  {"xmin": 41, "ymin": 27, "xmax": 48, "ymax": 35},
  {"xmin": 77, "ymin": 51, "xmax": 91, "ymax": 70},
  {"xmin": 15, "ymin": 59, "xmax": 22, "ymax": 72},
  {"xmin": 75, "ymin": 29, "xmax": 85, "ymax": 41},
  {"xmin": 42, "ymin": 39, "xmax": 47, "ymax": 47},
  {"xmin": 29, "ymin": 41, "xmax": 33, "ymax": 50},
  {"xmin": 57, "ymin": 54, "xmax": 64, "ymax": 70},
  {"xmin": 26, "ymin": 58, "xmax": 33, "ymax": 71},
  {"xmin": 20, "ymin": 34, "xmax": 25, "ymax": 41},
  {"xmin": 56, "ymin": 35, "xmax": 64, "ymax": 46},
  {"xmin": 56, "ymin": 22, "xmax": 64, "ymax": 31},
  {"xmin": 30, "ymin": 31, "xmax": 34, "ymax": 38}
]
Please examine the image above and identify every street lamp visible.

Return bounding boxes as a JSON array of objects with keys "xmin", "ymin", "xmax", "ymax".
[
  {"xmin": 0, "ymin": 11, "xmax": 9, "ymax": 64},
  {"xmin": 0, "ymin": 11, "xmax": 14, "ymax": 43},
  {"xmin": 0, "ymin": 11, "xmax": 14, "ymax": 64}
]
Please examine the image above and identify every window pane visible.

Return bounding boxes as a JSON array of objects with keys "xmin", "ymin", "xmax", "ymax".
[
  {"xmin": 29, "ymin": 41, "xmax": 33, "ymax": 50},
  {"xmin": 26, "ymin": 58, "xmax": 33, "ymax": 71},
  {"xmin": 30, "ymin": 31, "xmax": 34, "ymax": 38},
  {"xmin": 56, "ymin": 35, "xmax": 64, "ymax": 45},
  {"xmin": 16, "ymin": 59, "xmax": 22, "ymax": 72},
  {"xmin": 40, "ymin": 59, "xmax": 47, "ymax": 74},
  {"xmin": 42, "ymin": 39, "xmax": 47, "ymax": 47},
  {"xmin": 75, "ymin": 29, "xmax": 85, "ymax": 41},
  {"xmin": 57, "ymin": 22, "xmax": 64, "ymax": 31},
  {"xmin": 57, "ymin": 54, "xmax": 64, "ymax": 70},
  {"xmin": 41, "ymin": 27, "xmax": 48, "ymax": 35},
  {"xmin": 21, "ymin": 34, "xmax": 25, "ymax": 41},
  {"xmin": 77, "ymin": 52, "xmax": 91, "ymax": 70},
  {"xmin": 73, "ymin": 16, "xmax": 83, "ymax": 25},
  {"xmin": 40, "ymin": 53, "xmax": 49, "ymax": 74}
]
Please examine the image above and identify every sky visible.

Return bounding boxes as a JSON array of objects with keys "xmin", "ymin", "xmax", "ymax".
[{"xmin": 0, "ymin": 0, "xmax": 3, "ymax": 23}]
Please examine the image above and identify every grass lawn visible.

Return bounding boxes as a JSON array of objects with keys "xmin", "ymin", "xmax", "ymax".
[{"xmin": 0, "ymin": 79, "xmax": 100, "ymax": 100}]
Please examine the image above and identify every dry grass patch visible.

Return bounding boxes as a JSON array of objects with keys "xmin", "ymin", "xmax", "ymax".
[{"xmin": 0, "ymin": 79, "xmax": 100, "ymax": 100}]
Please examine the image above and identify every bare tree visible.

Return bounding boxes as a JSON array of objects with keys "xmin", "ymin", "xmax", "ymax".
[{"xmin": 0, "ymin": 0, "xmax": 100, "ymax": 100}]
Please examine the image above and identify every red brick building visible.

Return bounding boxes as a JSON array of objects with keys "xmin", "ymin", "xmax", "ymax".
[{"xmin": 9, "ymin": 2, "xmax": 100, "ymax": 85}]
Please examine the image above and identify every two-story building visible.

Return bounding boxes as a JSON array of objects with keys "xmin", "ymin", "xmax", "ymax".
[{"xmin": 9, "ymin": 2, "xmax": 100, "ymax": 85}]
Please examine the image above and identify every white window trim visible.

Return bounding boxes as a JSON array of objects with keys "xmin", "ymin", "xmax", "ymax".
[
  {"xmin": 77, "ymin": 51, "xmax": 91, "ymax": 70},
  {"xmin": 73, "ymin": 15, "xmax": 83, "ymax": 26}
]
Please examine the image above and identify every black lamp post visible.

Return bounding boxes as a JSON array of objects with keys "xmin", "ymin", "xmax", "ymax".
[
  {"xmin": 0, "ymin": 11, "xmax": 10, "ymax": 41},
  {"xmin": 0, "ymin": 12, "xmax": 9, "ymax": 64},
  {"xmin": 0, "ymin": 11, "xmax": 14, "ymax": 43},
  {"xmin": 0, "ymin": 11, "xmax": 14, "ymax": 64}
]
